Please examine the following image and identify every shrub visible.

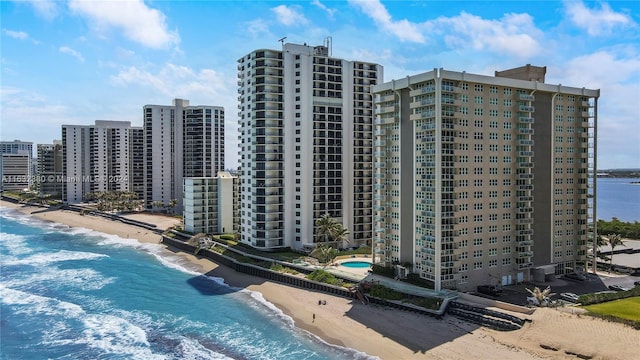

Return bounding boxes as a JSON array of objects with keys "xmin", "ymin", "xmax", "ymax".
[
  {"xmin": 306, "ymin": 269, "xmax": 342, "ymax": 285},
  {"xmin": 220, "ymin": 234, "xmax": 235, "ymax": 241},
  {"xmin": 404, "ymin": 273, "xmax": 435, "ymax": 289},
  {"xmin": 371, "ymin": 264, "xmax": 395, "ymax": 277},
  {"xmin": 578, "ymin": 286, "xmax": 640, "ymax": 305},
  {"xmin": 405, "ymin": 296, "xmax": 443, "ymax": 310},
  {"xmin": 368, "ymin": 284, "xmax": 404, "ymax": 300}
]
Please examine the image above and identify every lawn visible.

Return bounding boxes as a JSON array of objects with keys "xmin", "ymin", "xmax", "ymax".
[{"xmin": 582, "ymin": 296, "xmax": 640, "ymax": 321}]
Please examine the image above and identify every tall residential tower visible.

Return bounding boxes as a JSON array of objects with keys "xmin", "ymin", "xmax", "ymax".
[
  {"xmin": 62, "ymin": 121, "xmax": 142, "ymax": 203},
  {"xmin": 372, "ymin": 65, "xmax": 599, "ymax": 291},
  {"xmin": 237, "ymin": 41, "xmax": 382, "ymax": 250},
  {"xmin": 143, "ymin": 99, "xmax": 225, "ymax": 213}
]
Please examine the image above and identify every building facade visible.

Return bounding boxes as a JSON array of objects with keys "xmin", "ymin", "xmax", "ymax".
[
  {"xmin": 143, "ymin": 99, "xmax": 225, "ymax": 213},
  {"xmin": 62, "ymin": 121, "xmax": 143, "ymax": 203},
  {"xmin": 183, "ymin": 171, "xmax": 239, "ymax": 234},
  {"xmin": 0, "ymin": 140, "xmax": 33, "ymax": 192},
  {"xmin": 237, "ymin": 42, "xmax": 382, "ymax": 251},
  {"xmin": 372, "ymin": 65, "xmax": 599, "ymax": 291},
  {"xmin": 36, "ymin": 141, "xmax": 63, "ymax": 198}
]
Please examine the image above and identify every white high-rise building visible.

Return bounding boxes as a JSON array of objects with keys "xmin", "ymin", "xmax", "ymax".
[
  {"xmin": 143, "ymin": 99, "xmax": 225, "ymax": 213},
  {"xmin": 183, "ymin": 171, "xmax": 239, "ymax": 235},
  {"xmin": 237, "ymin": 42, "xmax": 383, "ymax": 251},
  {"xmin": 62, "ymin": 121, "xmax": 142, "ymax": 203},
  {"xmin": 371, "ymin": 65, "xmax": 599, "ymax": 291}
]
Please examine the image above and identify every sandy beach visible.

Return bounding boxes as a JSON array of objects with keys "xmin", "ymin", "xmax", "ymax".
[{"xmin": 2, "ymin": 200, "xmax": 638, "ymax": 360}]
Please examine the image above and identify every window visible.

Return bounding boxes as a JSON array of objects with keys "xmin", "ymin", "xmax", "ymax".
[
  {"xmin": 503, "ymin": 247, "xmax": 511, "ymax": 254},
  {"xmin": 473, "ymin": 262, "xmax": 483, "ymax": 270},
  {"xmin": 474, "ymin": 84, "xmax": 484, "ymax": 92},
  {"xmin": 473, "ymin": 250, "xmax": 483, "ymax": 258}
]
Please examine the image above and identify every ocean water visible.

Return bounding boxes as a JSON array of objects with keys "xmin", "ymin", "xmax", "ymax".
[
  {"xmin": 0, "ymin": 209, "xmax": 373, "ymax": 360},
  {"xmin": 596, "ymin": 177, "xmax": 640, "ymax": 222}
]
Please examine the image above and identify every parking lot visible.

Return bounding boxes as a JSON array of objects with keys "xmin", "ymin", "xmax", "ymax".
[{"xmin": 473, "ymin": 272, "xmax": 639, "ymax": 306}]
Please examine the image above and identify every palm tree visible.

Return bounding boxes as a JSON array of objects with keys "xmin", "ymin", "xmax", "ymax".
[
  {"xmin": 168, "ymin": 199, "xmax": 178, "ymax": 213},
  {"xmin": 310, "ymin": 243, "xmax": 339, "ymax": 267},
  {"xmin": 315, "ymin": 213, "xmax": 337, "ymax": 244},
  {"xmin": 330, "ymin": 224, "xmax": 350, "ymax": 248},
  {"xmin": 526, "ymin": 286, "xmax": 555, "ymax": 307},
  {"xmin": 607, "ymin": 233, "xmax": 625, "ymax": 272}
]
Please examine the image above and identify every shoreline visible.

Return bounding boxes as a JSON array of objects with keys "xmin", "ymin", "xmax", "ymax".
[{"xmin": 2, "ymin": 200, "xmax": 639, "ymax": 360}]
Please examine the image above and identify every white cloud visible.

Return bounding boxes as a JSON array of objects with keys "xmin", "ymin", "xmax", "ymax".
[
  {"xmin": 564, "ymin": 1, "xmax": 634, "ymax": 36},
  {"xmin": 311, "ymin": 0, "xmax": 336, "ymax": 19},
  {"xmin": 349, "ymin": 0, "xmax": 424, "ymax": 43},
  {"xmin": 59, "ymin": 46, "xmax": 85, "ymax": 62},
  {"xmin": 29, "ymin": 0, "xmax": 59, "ymax": 20},
  {"xmin": 110, "ymin": 63, "xmax": 229, "ymax": 102},
  {"xmin": 430, "ymin": 12, "xmax": 543, "ymax": 59},
  {"xmin": 3, "ymin": 29, "xmax": 28, "ymax": 40},
  {"xmin": 549, "ymin": 50, "xmax": 640, "ymax": 169},
  {"xmin": 271, "ymin": 5, "xmax": 308, "ymax": 26},
  {"xmin": 246, "ymin": 19, "xmax": 271, "ymax": 37},
  {"xmin": 68, "ymin": 0, "xmax": 180, "ymax": 49}
]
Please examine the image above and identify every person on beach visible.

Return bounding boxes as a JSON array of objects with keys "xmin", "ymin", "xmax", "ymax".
[{"xmin": 312, "ymin": 313, "xmax": 315, "ymax": 322}]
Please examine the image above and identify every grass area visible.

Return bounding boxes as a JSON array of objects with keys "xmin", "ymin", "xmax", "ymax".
[
  {"xmin": 582, "ymin": 296, "xmax": 640, "ymax": 329},
  {"xmin": 583, "ymin": 297, "xmax": 640, "ymax": 321}
]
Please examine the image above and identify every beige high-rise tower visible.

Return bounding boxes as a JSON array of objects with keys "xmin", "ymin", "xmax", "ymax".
[{"xmin": 372, "ymin": 65, "xmax": 599, "ymax": 291}]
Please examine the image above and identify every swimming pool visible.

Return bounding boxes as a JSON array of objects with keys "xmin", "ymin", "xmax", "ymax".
[{"xmin": 340, "ymin": 261, "xmax": 371, "ymax": 268}]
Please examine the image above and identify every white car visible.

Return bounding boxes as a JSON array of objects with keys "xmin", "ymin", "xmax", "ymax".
[{"xmin": 560, "ymin": 292, "xmax": 580, "ymax": 303}]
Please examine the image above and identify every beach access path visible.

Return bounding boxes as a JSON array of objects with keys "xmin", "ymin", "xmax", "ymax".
[{"xmin": 2, "ymin": 200, "xmax": 638, "ymax": 360}]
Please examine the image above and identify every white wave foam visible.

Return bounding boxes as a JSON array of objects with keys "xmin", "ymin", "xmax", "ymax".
[
  {"xmin": 3, "ymin": 249, "xmax": 108, "ymax": 266},
  {"xmin": 0, "ymin": 232, "xmax": 32, "ymax": 256},
  {"xmin": 4, "ymin": 267, "xmax": 114, "ymax": 291}
]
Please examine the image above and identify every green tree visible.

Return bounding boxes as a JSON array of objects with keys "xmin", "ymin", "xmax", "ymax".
[
  {"xmin": 330, "ymin": 224, "xmax": 350, "ymax": 247},
  {"xmin": 606, "ymin": 233, "xmax": 625, "ymax": 272},
  {"xmin": 310, "ymin": 243, "xmax": 339, "ymax": 266},
  {"xmin": 315, "ymin": 213, "xmax": 337, "ymax": 244}
]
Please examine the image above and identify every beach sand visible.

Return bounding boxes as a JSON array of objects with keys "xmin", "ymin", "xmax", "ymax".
[{"xmin": 2, "ymin": 200, "xmax": 638, "ymax": 360}]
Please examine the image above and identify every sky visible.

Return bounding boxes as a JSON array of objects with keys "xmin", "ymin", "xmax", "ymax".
[{"xmin": 1, "ymin": 0, "xmax": 638, "ymax": 169}]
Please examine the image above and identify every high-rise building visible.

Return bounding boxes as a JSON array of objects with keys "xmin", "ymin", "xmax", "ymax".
[
  {"xmin": 0, "ymin": 140, "xmax": 33, "ymax": 192},
  {"xmin": 143, "ymin": 99, "xmax": 225, "ymax": 213},
  {"xmin": 371, "ymin": 65, "xmax": 599, "ymax": 291},
  {"xmin": 36, "ymin": 141, "xmax": 63, "ymax": 198},
  {"xmin": 62, "ymin": 121, "xmax": 143, "ymax": 203},
  {"xmin": 237, "ymin": 41, "xmax": 383, "ymax": 251},
  {"xmin": 183, "ymin": 171, "xmax": 239, "ymax": 235}
]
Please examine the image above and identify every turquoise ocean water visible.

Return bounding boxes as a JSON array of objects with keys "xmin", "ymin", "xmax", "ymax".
[{"xmin": 0, "ymin": 208, "xmax": 372, "ymax": 360}]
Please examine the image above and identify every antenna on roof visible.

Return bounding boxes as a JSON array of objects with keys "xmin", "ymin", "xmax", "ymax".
[{"xmin": 278, "ymin": 37, "xmax": 287, "ymax": 45}]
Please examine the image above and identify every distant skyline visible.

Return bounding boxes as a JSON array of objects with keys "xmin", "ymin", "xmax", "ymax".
[{"xmin": 1, "ymin": 0, "xmax": 638, "ymax": 169}]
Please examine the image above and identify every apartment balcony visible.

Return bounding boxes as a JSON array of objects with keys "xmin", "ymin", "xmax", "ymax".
[
  {"xmin": 518, "ymin": 251, "xmax": 534, "ymax": 258},
  {"xmin": 376, "ymin": 93, "xmax": 396, "ymax": 103},
  {"xmin": 519, "ymin": 94, "xmax": 535, "ymax": 101},
  {"xmin": 519, "ymin": 139, "xmax": 534, "ymax": 146},
  {"xmin": 374, "ymin": 116, "xmax": 395, "ymax": 125},
  {"xmin": 518, "ymin": 195, "xmax": 533, "ymax": 202},
  {"xmin": 519, "ymin": 116, "xmax": 535, "ymax": 123},
  {"xmin": 518, "ymin": 173, "xmax": 534, "ymax": 180},
  {"xmin": 519, "ymin": 105, "xmax": 535, "ymax": 112},
  {"xmin": 519, "ymin": 162, "xmax": 534, "ymax": 168},
  {"xmin": 519, "ymin": 127, "xmax": 534, "ymax": 135},
  {"xmin": 518, "ymin": 207, "xmax": 533, "ymax": 213},
  {"xmin": 517, "ymin": 240, "xmax": 534, "ymax": 247},
  {"xmin": 519, "ymin": 229, "xmax": 534, "ymax": 236},
  {"xmin": 518, "ymin": 262, "xmax": 533, "ymax": 270}
]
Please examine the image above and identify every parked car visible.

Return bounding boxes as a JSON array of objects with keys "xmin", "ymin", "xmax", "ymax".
[
  {"xmin": 527, "ymin": 296, "xmax": 550, "ymax": 307},
  {"xmin": 634, "ymin": 281, "xmax": 640, "ymax": 287},
  {"xmin": 608, "ymin": 284, "xmax": 629, "ymax": 292},
  {"xmin": 564, "ymin": 273, "xmax": 586, "ymax": 281},
  {"xmin": 477, "ymin": 285, "xmax": 503, "ymax": 296},
  {"xmin": 559, "ymin": 293, "xmax": 580, "ymax": 303}
]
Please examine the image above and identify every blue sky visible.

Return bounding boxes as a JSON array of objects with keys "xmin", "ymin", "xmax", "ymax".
[{"xmin": 1, "ymin": 0, "xmax": 638, "ymax": 169}]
